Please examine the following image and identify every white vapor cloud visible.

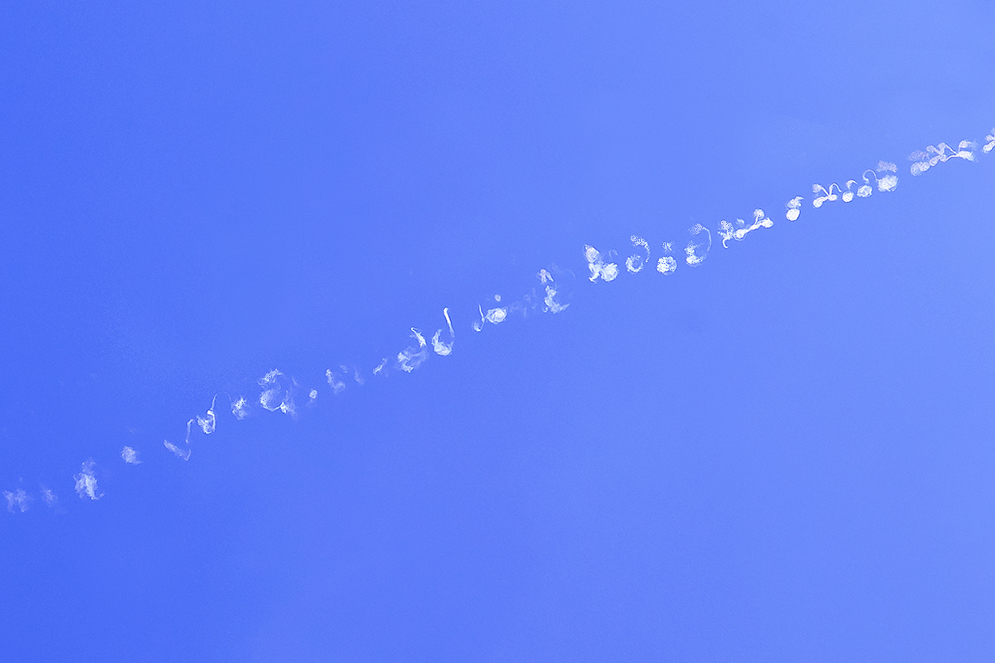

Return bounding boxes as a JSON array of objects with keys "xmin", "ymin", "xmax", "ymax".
[
  {"xmin": 3, "ymin": 489, "xmax": 31, "ymax": 513},
  {"xmin": 73, "ymin": 459, "xmax": 103, "ymax": 501},
  {"xmin": 40, "ymin": 486, "xmax": 58, "ymax": 508},
  {"xmin": 164, "ymin": 439, "xmax": 191, "ymax": 461},
  {"xmin": 121, "ymin": 446, "xmax": 141, "ymax": 464}
]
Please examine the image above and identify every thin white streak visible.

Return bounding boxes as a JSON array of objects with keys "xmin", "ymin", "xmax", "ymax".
[
  {"xmin": 164, "ymin": 439, "xmax": 191, "ymax": 461},
  {"xmin": 431, "ymin": 307, "xmax": 455, "ymax": 356}
]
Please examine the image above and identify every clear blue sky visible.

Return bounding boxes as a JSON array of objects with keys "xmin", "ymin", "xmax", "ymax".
[{"xmin": 2, "ymin": 2, "xmax": 995, "ymax": 660}]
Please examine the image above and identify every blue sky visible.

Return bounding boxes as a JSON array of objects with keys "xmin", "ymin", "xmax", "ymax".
[{"xmin": 2, "ymin": 2, "xmax": 995, "ymax": 660}]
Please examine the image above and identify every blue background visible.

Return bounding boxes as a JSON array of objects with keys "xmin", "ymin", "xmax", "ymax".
[{"xmin": 2, "ymin": 2, "xmax": 995, "ymax": 660}]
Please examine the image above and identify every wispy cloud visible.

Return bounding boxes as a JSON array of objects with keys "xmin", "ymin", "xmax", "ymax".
[
  {"xmin": 73, "ymin": 459, "xmax": 103, "ymax": 500},
  {"xmin": 258, "ymin": 369, "xmax": 297, "ymax": 417},
  {"xmin": 121, "ymin": 446, "xmax": 141, "ymax": 464},
  {"xmin": 163, "ymin": 439, "xmax": 191, "ymax": 461},
  {"xmin": 3, "ymin": 489, "xmax": 31, "ymax": 513},
  {"xmin": 40, "ymin": 485, "xmax": 59, "ymax": 508}
]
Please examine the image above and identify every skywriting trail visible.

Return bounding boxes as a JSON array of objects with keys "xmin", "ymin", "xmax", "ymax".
[{"xmin": 3, "ymin": 126, "xmax": 993, "ymax": 516}]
